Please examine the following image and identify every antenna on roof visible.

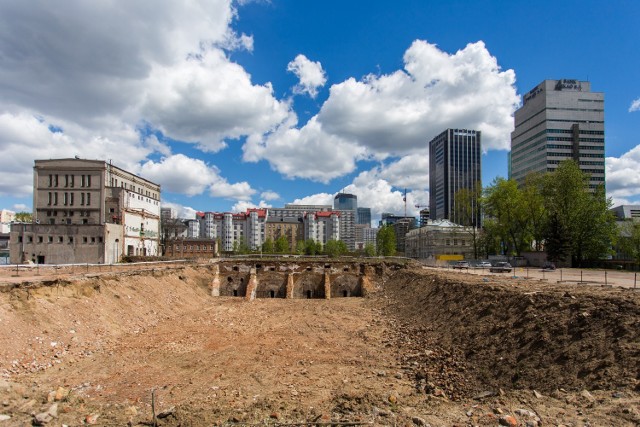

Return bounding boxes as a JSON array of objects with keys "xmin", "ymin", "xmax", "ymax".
[{"xmin": 403, "ymin": 189, "xmax": 407, "ymax": 218}]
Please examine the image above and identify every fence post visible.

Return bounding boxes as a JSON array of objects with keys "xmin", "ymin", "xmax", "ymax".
[
  {"xmin": 605, "ymin": 270, "xmax": 607, "ymax": 286},
  {"xmin": 635, "ymin": 272, "xmax": 637, "ymax": 289},
  {"xmin": 581, "ymin": 270, "xmax": 583, "ymax": 283},
  {"xmin": 560, "ymin": 269, "xmax": 562, "ymax": 282}
]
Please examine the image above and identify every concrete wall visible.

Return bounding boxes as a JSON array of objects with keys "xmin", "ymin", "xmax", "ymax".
[{"xmin": 10, "ymin": 223, "xmax": 108, "ymax": 264}]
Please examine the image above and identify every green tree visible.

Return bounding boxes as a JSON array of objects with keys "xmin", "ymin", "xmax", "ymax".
[
  {"xmin": 453, "ymin": 182, "xmax": 483, "ymax": 258},
  {"xmin": 324, "ymin": 239, "xmax": 347, "ymax": 258},
  {"xmin": 274, "ymin": 235, "xmax": 290, "ymax": 253},
  {"xmin": 237, "ymin": 238, "xmax": 250, "ymax": 254},
  {"xmin": 15, "ymin": 211, "xmax": 32, "ymax": 222},
  {"xmin": 295, "ymin": 240, "xmax": 306, "ymax": 255},
  {"xmin": 620, "ymin": 221, "xmax": 640, "ymax": 267},
  {"xmin": 545, "ymin": 211, "xmax": 572, "ymax": 263},
  {"xmin": 376, "ymin": 225, "xmax": 397, "ymax": 256},
  {"xmin": 483, "ymin": 178, "xmax": 531, "ymax": 255},
  {"xmin": 476, "ymin": 219, "xmax": 502, "ymax": 257},
  {"xmin": 363, "ymin": 242, "xmax": 376, "ymax": 257},
  {"xmin": 541, "ymin": 160, "xmax": 617, "ymax": 267},
  {"xmin": 522, "ymin": 173, "xmax": 547, "ymax": 251},
  {"xmin": 304, "ymin": 239, "xmax": 322, "ymax": 255},
  {"xmin": 262, "ymin": 237, "xmax": 274, "ymax": 254}
]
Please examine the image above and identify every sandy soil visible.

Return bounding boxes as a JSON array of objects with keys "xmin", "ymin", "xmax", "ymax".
[{"xmin": 0, "ymin": 264, "xmax": 638, "ymax": 426}]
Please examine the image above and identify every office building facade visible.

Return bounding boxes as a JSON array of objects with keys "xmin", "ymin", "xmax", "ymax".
[
  {"xmin": 510, "ymin": 79, "xmax": 605, "ymax": 189},
  {"xmin": 429, "ymin": 129, "xmax": 482, "ymax": 227},
  {"xmin": 334, "ymin": 193, "xmax": 358, "ymax": 211},
  {"xmin": 357, "ymin": 207, "xmax": 371, "ymax": 226}
]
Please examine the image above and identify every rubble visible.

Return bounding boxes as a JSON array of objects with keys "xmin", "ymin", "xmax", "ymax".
[{"xmin": 0, "ymin": 264, "xmax": 637, "ymax": 425}]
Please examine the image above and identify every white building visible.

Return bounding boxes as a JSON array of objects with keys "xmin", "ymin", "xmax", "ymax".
[
  {"xmin": 0, "ymin": 209, "xmax": 15, "ymax": 234},
  {"xmin": 405, "ymin": 219, "xmax": 475, "ymax": 261}
]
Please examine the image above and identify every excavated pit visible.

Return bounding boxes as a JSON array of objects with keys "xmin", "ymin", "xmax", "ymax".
[{"xmin": 0, "ymin": 262, "xmax": 638, "ymax": 426}]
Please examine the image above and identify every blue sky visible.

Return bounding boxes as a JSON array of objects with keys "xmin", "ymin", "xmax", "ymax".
[{"xmin": 0, "ymin": 1, "xmax": 639, "ymax": 223}]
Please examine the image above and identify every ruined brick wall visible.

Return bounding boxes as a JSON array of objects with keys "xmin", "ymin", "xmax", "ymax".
[{"xmin": 214, "ymin": 259, "xmax": 402, "ymax": 299}]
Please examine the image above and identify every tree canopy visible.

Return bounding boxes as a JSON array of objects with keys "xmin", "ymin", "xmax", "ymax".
[
  {"xmin": 15, "ymin": 212, "xmax": 32, "ymax": 222},
  {"xmin": 363, "ymin": 242, "xmax": 376, "ymax": 257},
  {"xmin": 540, "ymin": 160, "xmax": 617, "ymax": 266},
  {"xmin": 376, "ymin": 225, "xmax": 396, "ymax": 256},
  {"xmin": 274, "ymin": 236, "xmax": 290, "ymax": 253},
  {"xmin": 482, "ymin": 160, "xmax": 618, "ymax": 266},
  {"xmin": 620, "ymin": 221, "xmax": 640, "ymax": 267},
  {"xmin": 453, "ymin": 182, "xmax": 483, "ymax": 258},
  {"xmin": 483, "ymin": 177, "xmax": 531, "ymax": 256},
  {"xmin": 324, "ymin": 239, "xmax": 347, "ymax": 258},
  {"xmin": 261, "ymin": 237, "xmax": 274, "ymax": 254}
]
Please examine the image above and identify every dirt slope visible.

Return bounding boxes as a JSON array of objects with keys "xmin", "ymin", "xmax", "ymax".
[
  {"xmin": 383, "ymin": 269, "xmax": 640, "ymax": 394},
  {"xmin": 0, "ymin": 265, "xmax": 638, "ymax": 426}
]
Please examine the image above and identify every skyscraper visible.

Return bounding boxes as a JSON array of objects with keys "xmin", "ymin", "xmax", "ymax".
[
  {"xmin": 510, "ymin": 79, "xmax": 605, "ymax": 189},
  {"xmin": 428, "ymin": 129, "xmax": 482, "ymax": 227},
  {"xmin": 356, "ymin": 207, "xmax": 371, "ymax": 226},
  {"xmin": 334, "ymin": 193, "xmax": 358, "ymax": 211}
]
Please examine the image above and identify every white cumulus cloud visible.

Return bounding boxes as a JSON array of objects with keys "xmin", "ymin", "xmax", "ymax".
[
  {"xmin": 141, "ymin": 49, "xmax": 291, "ymax": 152},
  {"xmin": 0, "ymin": 1, "xmax": 291, "ymax": 199},
  {"xmin": 139, "ymin": 154, "xmax": 257, "ymax": 201},
  {"xmin": 290, "ymin": 193, "xmax": 334, "ymax": 206},
  {"xmin": 0, "ymin": 113, "xmax": 150, "ymax": 197},
  {"xmin": 243, "ymin": 117, "xmax": 367, "ymax": 183},
  {"xmin": 606, "ymin": 145, "xmax": 640, "ymax": 202},
  {"xmin": 289, "ymin": 157, "xmax": 431, "ymax": 222},
  {"xmin": 318, "ymin": 40, "xmax": 518, "ymax": 154},
  {"xmin": 287, "ymin": 54, "xmax": 327, "ymax": 98},
  {"xmin": 139, "ymin": 154, "xmax": 218, "ymax": 196},
  {"xmin": 210, "ymin": 181, "xmax": 256, "ymax": 201},
  {"xmin": 160, "ymin": 201, "xmax": 198, "ymax": 219},
  {"xmin": 231, "ymin": 200, "xmax": 272, "ymax": 212},
  {"xmin": 629, "ymin": 98, "xmax": 640, "ymax": 112},
  {"xmin": 246, "ymin": 40, "xmax": 518, "ymax": 183},
  {"xmin": 261, "ymin": 191, "xmax": 280, "ymax": 201}
]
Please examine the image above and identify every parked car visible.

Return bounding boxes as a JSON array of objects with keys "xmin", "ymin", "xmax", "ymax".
[
  {"xmin": 452, "ymin": 261, "xmax": 470, "ymax": 269},
  {"xmin": 476, "ymin": 261, "xmax": 492, "ymax": 268},
  {"xmin": 542, "ymin": 262, "xmax": 556, "ymax": 271},
  {"xmin": 489, "ymin": 262, "xmax": 512, "ymax": 273}
]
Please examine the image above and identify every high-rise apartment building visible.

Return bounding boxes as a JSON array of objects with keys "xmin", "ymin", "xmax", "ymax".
[
  {"xmin": 510, "ymin": 79, "xmax": 605, "ymax": 189},
  {"xmin": 428, "ymin": 129, "xmax": 482, "ymax": 227}
]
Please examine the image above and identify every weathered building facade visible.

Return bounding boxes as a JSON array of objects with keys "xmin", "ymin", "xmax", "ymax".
[{"xmin": 10, "ymin": 159, "xmax": 160, "ymax": 264}]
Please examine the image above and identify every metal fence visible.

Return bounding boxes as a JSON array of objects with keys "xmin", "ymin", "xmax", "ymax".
[{"xmin": 425, "ymin": 264, "xmax": 639, "ymax": 289}]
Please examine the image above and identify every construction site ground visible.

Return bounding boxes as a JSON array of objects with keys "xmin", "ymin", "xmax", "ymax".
[{"xmin": 0, "ymin": 264, "xmax": 639, "ymax": 426}]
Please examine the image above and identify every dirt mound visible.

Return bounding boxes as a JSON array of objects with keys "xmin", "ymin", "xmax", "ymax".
[
  {"xmin": 383, "ymin": 269, "xmax": 640, "ymax": 394},
  {"xmin": 0, "ymin": 263, "xmax": 639, "ymax": 426}
]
